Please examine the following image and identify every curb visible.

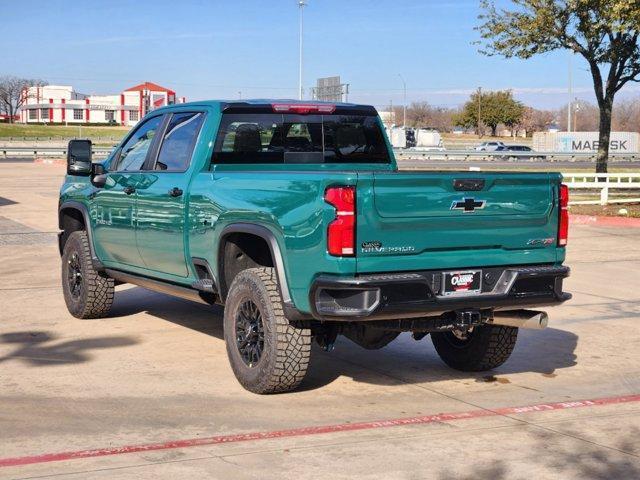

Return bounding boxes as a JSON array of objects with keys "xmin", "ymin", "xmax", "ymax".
[
  {"xmin": 570, "ymin": 213, "xmax": 640, "ymax": 228},
  {"xmin": 34, "ymin": 157, "xmax": 65, "ymax": 166}
]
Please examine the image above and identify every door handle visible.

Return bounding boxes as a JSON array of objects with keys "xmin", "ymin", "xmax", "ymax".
[
  {"xmin": 168, "ymin": 187, "xmax": 183, "ymax": 197},
  {"xmin": 123, "ymin": 186, "xmax": 136, "ymax": 195}
]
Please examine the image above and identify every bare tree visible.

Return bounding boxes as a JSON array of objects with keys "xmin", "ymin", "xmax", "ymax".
[
  {"xmin": 518, "ymin": 106, "xmax": 556, "ymax": 135},
  {"xmin": 558, "ymin": 100, "xmax": 600, "ymax": 131},
  {"xmin": 0, "ymin": 76, "xmax": 47, "ymax": 123},
  {"xmin": 613, "ymin": 97, "xmax": 640, "ymax": 132}
]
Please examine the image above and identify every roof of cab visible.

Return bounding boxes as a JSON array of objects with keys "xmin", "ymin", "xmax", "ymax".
[{"xmin": 153, "ymin": 99, "xmax": 377, "ymax": 113}]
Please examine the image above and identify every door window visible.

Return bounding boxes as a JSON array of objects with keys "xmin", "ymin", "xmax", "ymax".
[
  {"xmin": 114, "ymin": 115, "xmax": 163, "ymax": 171},
  {"xmin": 154, "ymin": 112, "xmax": 204, "ymax": 171}
]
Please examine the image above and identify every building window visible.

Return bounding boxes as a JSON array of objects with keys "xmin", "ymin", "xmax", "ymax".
[
  {"xmin": 129, "ymin": 110, "xmax": 139, "ymax": 122},
  {"xmin": 105, "ymin": 110, "xmax": 115, "ymax": 122},
  {"xmin": 28, "ymin": 109, "xmax": 37, "ymax": 120},
  {"xmin": 41, "ymin": 109, "xmax": 49, "ymax": 120},
  {"xmin": 73, "ymin": 109, "xmax": 83, "ymax": 120}
]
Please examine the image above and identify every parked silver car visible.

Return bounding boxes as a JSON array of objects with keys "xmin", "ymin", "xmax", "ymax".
[{"xmin": 474, "ymin": 141, "xmax": 506, "ymax": 151}]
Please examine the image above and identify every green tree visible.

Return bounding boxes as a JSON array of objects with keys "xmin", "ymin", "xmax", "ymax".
[
  {"xmin": 454, "ymin": 90, "xmax": 524, "ymax": 136},
  {"xmin": 477, "ymin": 0, "xmax": 640, "ymax": 173}
]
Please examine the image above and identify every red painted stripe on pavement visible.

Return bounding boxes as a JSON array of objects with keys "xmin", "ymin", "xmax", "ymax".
[
  {"xmin": 1, "ymin": 393, "xmax": 639, "ymax": 468},
  {"xmin": 571, "ymin": 214, "xmax": 640, "ymax": 228}
]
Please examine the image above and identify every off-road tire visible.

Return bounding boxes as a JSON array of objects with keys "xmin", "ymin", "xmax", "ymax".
[
  {"xmin": 224, "ymin": 267, "xmax": 311, "ymax": 394},
  {"xmin": 61, "ymin": 231, "xmax": 114, "ymax": 319},
  {"xmin": 431, "ymin": 325, "xmax": 518, "ymax": 371}
]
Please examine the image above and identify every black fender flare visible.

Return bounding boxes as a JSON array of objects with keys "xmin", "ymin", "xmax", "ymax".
[
  {"xmin": 58, "ymin": 200, "xmax": 103, "ymax": 270},
  {"xmin": 218, "ymin": 223, "xmax": 308, "ymax": 320}
]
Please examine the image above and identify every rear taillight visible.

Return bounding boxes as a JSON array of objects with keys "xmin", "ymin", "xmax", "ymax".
[
  {"xmin": 558, "ymin": 183, "xmax": 569, "ymax": 246},
  {"xmin": 325, "ymin": 186, "xmax": 355, "ymax": 256},
  {"xmin": 272, "ymin": 103, "xmax": 336, "ymax": 114}
]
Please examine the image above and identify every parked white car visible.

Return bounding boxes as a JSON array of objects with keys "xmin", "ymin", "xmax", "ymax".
[{"xmin": 475, "ymin": 141, "xmax": 506, "ymax": 151}]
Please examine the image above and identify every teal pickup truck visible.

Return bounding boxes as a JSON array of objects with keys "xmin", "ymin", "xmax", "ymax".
[{"xmin": 59, "ymin": 100, "xmax": 570, "ymax": 393}]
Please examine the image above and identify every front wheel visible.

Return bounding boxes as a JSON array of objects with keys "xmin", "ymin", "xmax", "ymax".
[
  {"xmin": 61, "ymin": 231, "xmax": 114, "ymax": 319},
  {"xmin": 431, "ymin": 325, "xmax": 518, "ymax": 372},
  {"xmin": 223, "ymin": 267, "xmax": 311, "ymax": 394}
]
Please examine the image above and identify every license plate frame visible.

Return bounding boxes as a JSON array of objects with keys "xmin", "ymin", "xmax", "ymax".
[{"xmin": 441, "ymin": 270, "xmax": 482, "ymax": 296}]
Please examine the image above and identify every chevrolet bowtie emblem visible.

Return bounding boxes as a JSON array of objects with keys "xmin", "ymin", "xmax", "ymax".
[{"xmin": 451, "ymin": 197, "xmax": 486, "ymax": 212}]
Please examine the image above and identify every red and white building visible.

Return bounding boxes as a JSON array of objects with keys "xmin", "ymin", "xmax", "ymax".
[{"xmin": 19, "ymin": 82, "xmax": 183, "ymax": 126}]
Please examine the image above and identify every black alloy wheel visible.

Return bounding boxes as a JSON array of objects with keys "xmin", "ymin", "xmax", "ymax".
[
  {"xmin": 235, "ymin": 300, "xmax": 265, "ymax": 367},
  {"xmin": 67, "ymin": 252, "xmax": 83, "ymax": 299}
]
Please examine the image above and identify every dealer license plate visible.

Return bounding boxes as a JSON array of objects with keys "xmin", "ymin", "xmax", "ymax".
[{"xmin": 441, "ymin": 270, "xmax": 482, "ymax": 296}]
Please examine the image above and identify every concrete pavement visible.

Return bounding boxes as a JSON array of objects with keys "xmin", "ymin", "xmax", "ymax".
[{"xmin": 0, "ymin": 163, "xmax": 639, "ymax": 479}]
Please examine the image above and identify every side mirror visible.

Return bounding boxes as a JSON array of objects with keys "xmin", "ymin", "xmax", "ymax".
[
  {"xmin": 67, "ymin": 139, "xmax": 92, "ymax": 176},
  {"xmin": 91, "ymin": 163, "xmax": 107, "ymax": 188}
]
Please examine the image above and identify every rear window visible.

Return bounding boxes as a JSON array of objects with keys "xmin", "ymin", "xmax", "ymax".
[{"xmin": 213, "ymin": 113, "xmax": 390, "ymax": 164}]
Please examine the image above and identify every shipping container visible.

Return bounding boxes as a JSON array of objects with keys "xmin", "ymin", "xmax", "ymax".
[{"xmin": 532, "ymin": 131, "xmax": 639, "ymax": 153}]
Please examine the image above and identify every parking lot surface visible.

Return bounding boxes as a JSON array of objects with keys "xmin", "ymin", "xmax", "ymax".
[{"xmin": 1, "ymin": 162, "xmax": 639, "ymax": 479}]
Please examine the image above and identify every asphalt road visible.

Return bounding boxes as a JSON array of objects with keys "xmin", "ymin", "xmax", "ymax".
[{"xmin": 1, "ymin": 162, "xmax": 639, "ymax": 479}]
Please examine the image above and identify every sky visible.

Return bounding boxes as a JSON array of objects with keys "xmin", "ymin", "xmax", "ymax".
[{"xmin": 3, "ymin": 0, "xmax": 639, "ymax": 110}]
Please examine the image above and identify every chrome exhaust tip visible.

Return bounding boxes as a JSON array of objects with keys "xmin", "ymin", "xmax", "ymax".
[{"xmin": 491, "ymin": 310, "xmax": 548, "ymax": 330}]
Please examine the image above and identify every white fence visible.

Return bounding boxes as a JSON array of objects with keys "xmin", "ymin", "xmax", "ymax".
[{"xmin": 562, "ymin": 173, "xmax": 640, "ymax": 205}]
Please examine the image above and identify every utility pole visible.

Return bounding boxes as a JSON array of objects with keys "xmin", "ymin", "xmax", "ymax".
[
  {"xmin": 568, "ymin": 54, "xmax": 572, "ymax": 132},
  {"xmin": 398, "ymin": 74, "xmax": 407, "ymax": 128},
  {"xmin": 477, "ymin": 87, "xmax": 482, "ymax": 137},
  {"xmin": 574, "ymin": 97, "xmax": 579, "ymax": 131},
  {"xmin": 298, "ymin": 1, "xmax": 307, "ymax": 100},
  {"xmin": 238, "ymin": 91, "xmax": 242, "ymax": 100}
]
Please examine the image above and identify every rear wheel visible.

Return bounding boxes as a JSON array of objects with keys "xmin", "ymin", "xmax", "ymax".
[
  {"xmin": 431, "ymin": 325, "xmax": 517, "ymax": 371},
  {"xmin": 61, "ymin": 231, "xmax": 114, "ymax": 319},
  {"xmin": 223, "ymin": 267, "xmax": 311, "ymax": 394}
]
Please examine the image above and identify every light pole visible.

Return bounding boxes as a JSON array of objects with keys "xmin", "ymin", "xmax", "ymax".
[
  {"xmin": 298, "ymin": 0, "xmax": 307, "ymax": 100},
  {"xmin": 568, "ymin": 54, "xmax": 572, "ymax": 132},
  {"xmin": 477, "ymin": 87, "xmax": 483, "ymax": 137},
  {"xmin": 398, "ymin": 74, "xmax": 407, "ymax": 128}
]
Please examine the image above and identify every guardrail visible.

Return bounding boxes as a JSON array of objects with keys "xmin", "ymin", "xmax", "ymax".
[
  {"xmin": 2, "ymin": 146, "xmax": 639, "ymax": 163},
  {"xmin": 0, "ymin": 136, "xmax": 123, "ymax": 142},
  {"xmin": 1, "ymin": 146, "xmax": 114, "ymax": 158},
  {"xmin": 562, "ymin": 173, "xmax": 640, "ymax": 205},
  {"xmin": 395, "ymin": 149, "xmax": 640, "ymax": 162}
]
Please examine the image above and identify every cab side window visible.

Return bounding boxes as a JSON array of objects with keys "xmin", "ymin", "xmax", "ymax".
[
  {"xmin": 114, "ymin": 116, "xmax": 163, "ymax": 171},
  {"xmin": 154, "ymin": 112, "xmax": 204, "ymax": 171}
]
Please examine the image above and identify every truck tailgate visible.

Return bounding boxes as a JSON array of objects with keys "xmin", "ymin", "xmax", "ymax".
[{"xmin": 356, "ymin": 171, "xmax": 561, "ymax": 273}]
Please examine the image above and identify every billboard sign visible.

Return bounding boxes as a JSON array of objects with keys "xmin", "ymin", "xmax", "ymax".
[{"xmin": 312, "ymin": 76, "xmax": 349, "ymax": 102}]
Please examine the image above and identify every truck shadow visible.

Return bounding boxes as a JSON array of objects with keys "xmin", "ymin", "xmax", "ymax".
[
  {"xmin": 0, "ymin": 331, "xmax": 137, "ymax": 366},
  {"xmin": 111, "ymin": 287, "xmax": 578, "ymax": 390},
  {"xmin": 301, "ymin": 326, "xmax": 578, "ymax": 391},
  {"xmin": 110, "ymin": 286, "xmax": 225, "ymax": 338}
]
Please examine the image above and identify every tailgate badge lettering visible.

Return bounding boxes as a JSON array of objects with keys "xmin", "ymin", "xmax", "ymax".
[
  {"xmin": 527, "ymin": 237, "xmax": 555, "ymax": 246},
  {"xmin": 361, "ymin": 241, "xmax": 382, "ymax": 250},
  {"xmin": 451, "ymin": 197, "xmax": 486, "ymax": 213}
]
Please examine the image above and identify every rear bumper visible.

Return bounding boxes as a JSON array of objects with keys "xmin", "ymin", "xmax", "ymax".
[{"xmin": 309, "ymin": 264, "xmax": 570, "ymax": 321}]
